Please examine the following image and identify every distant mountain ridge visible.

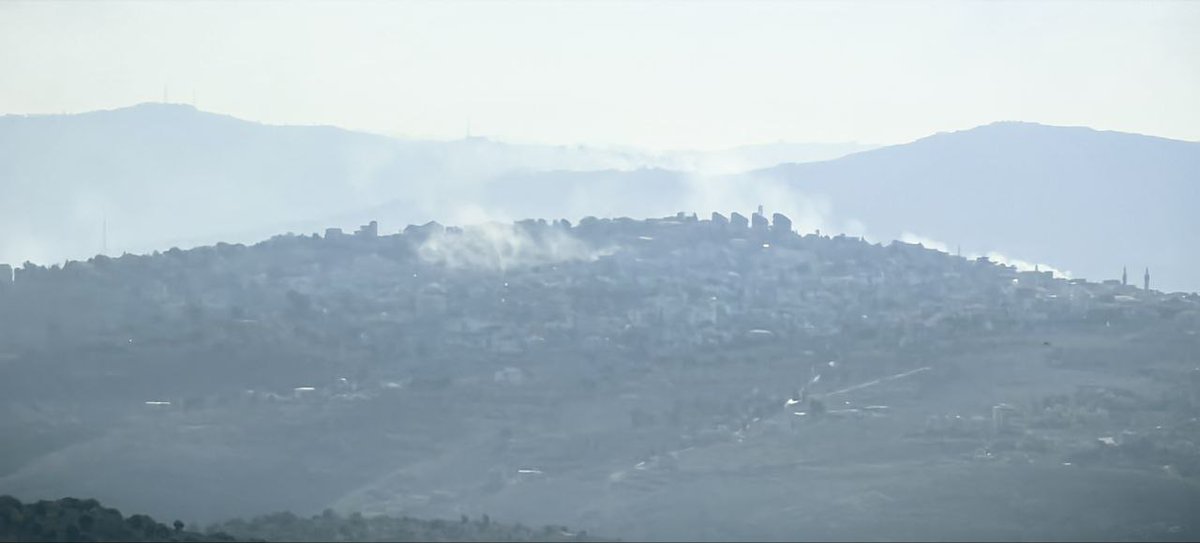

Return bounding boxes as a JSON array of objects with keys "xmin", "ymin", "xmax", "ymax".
[
  {"xmin": 0, "ymin": 103, "xmax": 869, "ymax": 268},
  {"xmin": 745, "ymin": 121, "xmax": 1200, "ymax": 292}
]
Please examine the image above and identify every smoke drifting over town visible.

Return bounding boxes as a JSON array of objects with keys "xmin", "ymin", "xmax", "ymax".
[
  {"xmin": 4, "ymin": 106, "xmax": 1192, "ymax": 291},
  {"xmin": 416, "ymin": 221, "xmax": 614, "ymax": 271}
]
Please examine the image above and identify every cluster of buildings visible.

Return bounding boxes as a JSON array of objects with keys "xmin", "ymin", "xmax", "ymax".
[{"xmin": 2, "ymin": 210, "xmax": 1197, "ymax": 370}]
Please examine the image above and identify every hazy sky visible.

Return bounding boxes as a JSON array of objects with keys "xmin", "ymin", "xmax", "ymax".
[{"xmin": 2, "ymin": 0, "xmax": 1197, "ymax": 150}]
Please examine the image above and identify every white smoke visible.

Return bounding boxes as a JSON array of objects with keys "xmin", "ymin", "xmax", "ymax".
[
  {"xmin": 899, "ymin": 231, "xmax": 1072, "ymax": 278},
  {"xmin": 899, "ymin": 232, "xmax": 952, "ymax": 254},
  {"xmin": 416, "ymin": 221, "xmax": 613, "ymax": 271},
  {"xmin": 983, "ymin": 251, "xmax": 1072, "ymax": 279}
]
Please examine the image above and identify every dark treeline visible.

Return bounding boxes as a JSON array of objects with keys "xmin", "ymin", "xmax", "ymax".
[
  {"xmin": 204, "ymin": 509, "xmax": 602, "ymax": 542},
  {"xmin": 0, "ymin": 495, "xmax": 240, "ymax": 542},
  {"xmin": 0, "ymin": 496, "xmax": 604, "ymax": 543}
]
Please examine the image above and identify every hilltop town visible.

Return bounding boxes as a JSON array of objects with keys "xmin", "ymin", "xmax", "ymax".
[
  {"xmin": 1, "ymin": 211, "xmax": 1199, "ymax": 541},
  {"xmin": 2, "ymin": 210, "xmax": 1192, "ymax": 375}
]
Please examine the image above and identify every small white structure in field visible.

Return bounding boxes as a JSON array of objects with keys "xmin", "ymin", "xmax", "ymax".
[
  {"xmin": 747, "ymin": 329, "xmax": 774, "ymax": 340},
  {"xmin": 992, "ymin": 403, "xmax": 1016, "ymax": 434}
]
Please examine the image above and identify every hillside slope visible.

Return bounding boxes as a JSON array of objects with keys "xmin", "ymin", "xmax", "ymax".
[
  {"xmin": 752, "ymin": 122, "xmax": 1200, "ymax": 292},
  {"xmin": 1, "ymin": 215, "xmax": 1198, "ymax": 540}
]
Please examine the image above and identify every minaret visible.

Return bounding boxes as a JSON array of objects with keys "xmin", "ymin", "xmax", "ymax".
[
  {"xmin": 1122, "ymin": 266, "xmax": 1127, "ymax": 286},
  {"xmin": 1144, "ymin": 267, "xmax": 1150, "ymax": 291}
]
